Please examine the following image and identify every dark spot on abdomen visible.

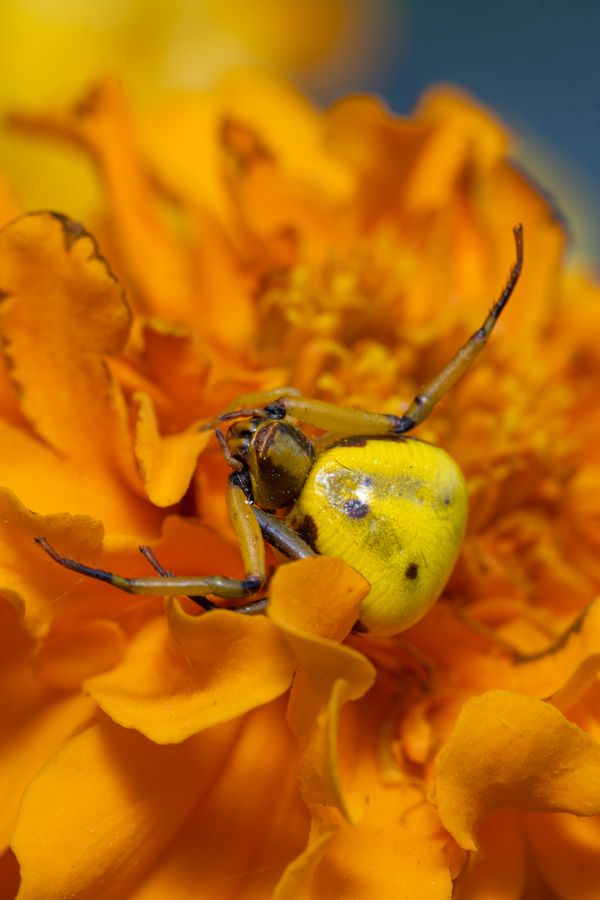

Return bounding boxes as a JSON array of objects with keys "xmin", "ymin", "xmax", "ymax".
[
  {"xmin": 405, "ymin": 562, "xmax": 419, "ymax": 580},
  {"xmin": 344, "ymin": 498, "xmax": 370, "ymax": 519},
  {"xmin": 297, "ymin": 514, "xmax": 318, "ymax": 548}
]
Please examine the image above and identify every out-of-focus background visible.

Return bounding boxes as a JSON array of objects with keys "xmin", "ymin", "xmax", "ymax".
[{"xmin": 1, "ymin": 0, "xmax": 598, "ymax": 259}]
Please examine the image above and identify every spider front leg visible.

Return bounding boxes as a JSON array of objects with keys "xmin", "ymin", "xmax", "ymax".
[
  {"xmin": 35, "ymin": 476, "xmax": 268, "ymax": 608},
  {"xmin": 35, "ymin": 533, "xmax": 264, "ymax": 602},
  {"xmin": 35, "ymin": 476, "xmax": 315, "ymax": 614}
]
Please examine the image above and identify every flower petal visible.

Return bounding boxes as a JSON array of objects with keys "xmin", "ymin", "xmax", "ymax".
[
  {"xmin": 276, "ymin": 705, "xmax": 461, "ymax": 900},
  {"xmin": 0, "ymin": 419, "xmax": 159, "ymax": 535},
  {"xmin": 0, "ymin": 487, "xmax": 105, "ymax": 637},
  {"xmin": 523, "ymin": 812, "xmax": 600, "ymax": 900},
  {"xmin": 134, "ymin": 392, "xmax": 210, "ymax": 506},
  {"xmin": 12, "ymin": 82, "xmax": 194, "ymax": 323},
  {"xmin": 85, "ymin": 603, "xmax": 295, "ymax": 743},
  {"xmin": 32, "ymin": 619, "xmax": 127, "ymax": 690},
  {"xmin": 11, "ymin": 717, "xmax": 242, "ymax": 899},
  {"xmin": 0, "ymin": 600, "xmax": 95, "ymax": 849},
  {"xmin": 0, "ymin": 211, "xmax": 131, "ymax": 461},
  {"xmin": 434, "ymin": 690, "xmax": 600, "ymax": 851},
  {"xmin": 273, "ymin": 829, "xmax": 337, "ymax": 900},
  {"xmin": 126, "ymin": 703, "xmax": 309, "ymax": 899},
  {"xmin": 268, "ymin": 557, "xmax": 375, "ymax": 821},
  {"xmin": 453, "ymin": 810, "xmax": 526, "ymax": 900}
]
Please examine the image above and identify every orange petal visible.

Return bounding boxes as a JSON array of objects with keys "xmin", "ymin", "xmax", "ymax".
[
  {"xmin": 0, "ymin": 487, "xmax": 104, "ymax": 637},
  {"xmin": 141, "ymin": 71, "xmax": 350, "ymax": 216},
  {"xmin": 277, "ymin": 771, "xmax": 458, "ymax": 899},
  {"xmin": 523, "ymin": 811, "xmax": 600, "ymax": 900},
  {"xmin": 0, "ymin": 211, "xmax": 131, "ymax": 463},
  {"xmin": 0, "ymin": 600, "xmax": 95, "ymax": 848},
  {"xmin": 0, "ymin": 418, "xmax": 159, "ymax": 535},
  {"xmin": 434, "ymin": 690, "xmax": 600, "ymax": 851},
  {"xmin": 134, "ymin": 392, "xmax": 210, "ymax": 506},
  {"xmin": 410, "ymin": 89, "xmax": 508, "ymax": 211},
  {"xmin": 12, "ymin": 81, "xmax": 195, "ymax": 324},
  {"xmin": 453, "ymin": 810, "xmax": 527, "ymax": 900},
  {"xmin": 273, "ymin": 829, "xmax": 337, "ymax": 900},
  {"xmin": 32, "ymin": 619, "xmax": 127, "ymax": 690},
  {"xmin": 85, "ymin": 602, "xmax": 295, "ymax": 743},
  {"xmin": 125, "ymin": 703, "xmax": 309, "ymax": 899},
  {"xmin": 11, "ymin": 716, "xmax": 242, "ymax": 899},
  {"xmin": 268, "ymin": 557, "xmax": 375, "ymax": 821}
]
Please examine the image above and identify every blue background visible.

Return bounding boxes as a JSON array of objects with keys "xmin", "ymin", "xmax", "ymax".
[{"xmin": 310, "ymin": 0, "xmax": 600, "ymax": 261}]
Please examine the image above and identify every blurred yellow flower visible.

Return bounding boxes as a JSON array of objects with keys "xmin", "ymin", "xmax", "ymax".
[{"xmin": 1, "ymin": 72, "xmax": 600, "ymax": 899}]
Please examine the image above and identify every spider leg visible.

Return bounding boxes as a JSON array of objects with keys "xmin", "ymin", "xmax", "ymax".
[
  {"xmin": 138, "ymin": 545, "xmax": 218, "ymax": 612},
  {"xmin": 228, "ymin": 225, "xmax": 522, "ymax": 438},
  {"xmin": 35, "ymin": 535, "xmax": 262, "ymax": 600},
  {"xmin": 398, "ymin": 223, "xmax": 523, "ymax": 430},
  {"xmin": 35, "ymin": 478, "xmax": 311, "ymax": 616},
  {"xmin": 35, "ymin": 473, "xmax": 268, "ymax": 607}
]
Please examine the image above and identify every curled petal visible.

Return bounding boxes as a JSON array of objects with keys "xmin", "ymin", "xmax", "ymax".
[
  {"xmin": 134, "ymin": 392, "xmax": 210, "ymax": 506},
  {"xmin": 85, "ymin": 603, "xmax": 296, "ymax": 743},
  {"xmin": 0, "ymin": 487, "xmax": 105, "ymax": 637},
  {"xmin": 0, "ymin": 211, "xmax": 131, "ymax": 461},
  {"xmin": 277, "ymin": 787, "xmax": 459, "ymax": 900},
  {"xmin": 268, "ymin": 557, "xmax": 375, "ymax": 821},
  {"xmin": 434, "ymin": 690, "xmax": 600, "ymax": 851}
]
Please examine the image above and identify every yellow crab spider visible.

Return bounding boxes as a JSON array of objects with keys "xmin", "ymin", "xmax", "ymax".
[{"xmin": 37, "ymin": 225, "xmax": 523, "ymax": 636}]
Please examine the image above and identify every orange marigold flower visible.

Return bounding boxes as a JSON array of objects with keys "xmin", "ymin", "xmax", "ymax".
[{"xmin": 1, "ymin": 72, "xmax": 600, "ymax": 899}]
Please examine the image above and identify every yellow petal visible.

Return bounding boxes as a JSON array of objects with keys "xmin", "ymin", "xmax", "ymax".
[
  {"xmin": 86, "ymin": 603, "xmax": 295, "ymax": 743},
  {"xmin": 434, "ymin": 690, "xmax": 600, "ymax": 851}
]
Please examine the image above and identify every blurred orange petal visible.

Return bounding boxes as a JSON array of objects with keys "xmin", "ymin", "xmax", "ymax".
[
  {"xmin": 523, "ymin": 812, "xmax": 600, "ymax": 900},
  {"xmin": 12, "ymin": 82, "xmax": 194, "ymax": 323}
]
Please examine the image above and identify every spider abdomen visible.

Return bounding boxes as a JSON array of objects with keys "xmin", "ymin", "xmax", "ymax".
[{"xmin": 288, "ymin": 436, "xmax": 468, "ymax": 636}]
